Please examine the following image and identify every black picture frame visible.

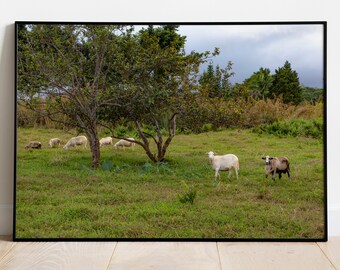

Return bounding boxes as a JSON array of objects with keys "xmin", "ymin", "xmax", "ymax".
[{"xmin": 14, "ymin": 21, "xmax": 327, "ymax": 242}]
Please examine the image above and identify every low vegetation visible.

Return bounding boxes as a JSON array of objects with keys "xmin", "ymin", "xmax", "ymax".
[
  {"xmin": 16, "ymin": 127, "xmax": 325, "ymax": 239},
  {"xmin": 253, "ymin": 118, "xmax": 323, "ymax": 139}
]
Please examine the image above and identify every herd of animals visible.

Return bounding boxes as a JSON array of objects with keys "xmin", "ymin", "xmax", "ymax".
[
  {"xmin": 24, "ymin": 135, "xmax": 135, "ymax": 150},
  {"xmin": 23, "ymin": 135, "xmax": 290, "ymax": 181}
]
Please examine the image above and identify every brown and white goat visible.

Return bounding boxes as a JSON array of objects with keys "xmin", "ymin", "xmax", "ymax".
[
  {"xmin": 25, "ymin": 141, "xmax": 42, "ymax": 149},
  {"xmin": 262, "ymin": 155, "xmax": 290, "ymax": 180}
]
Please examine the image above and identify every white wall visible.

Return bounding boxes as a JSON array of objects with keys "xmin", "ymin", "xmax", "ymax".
[{"xmin": 1, "ymin": 0, "xmax": 339, "ymax": 236}]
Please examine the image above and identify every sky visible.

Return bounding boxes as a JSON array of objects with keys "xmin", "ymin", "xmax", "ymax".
[{"xmin": 177, "ymin": 24, "xmax": 325, "ymax": 88}]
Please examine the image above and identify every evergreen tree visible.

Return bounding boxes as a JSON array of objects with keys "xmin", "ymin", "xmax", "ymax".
[
  {"xmin": 269, "ymin": 61, "xmax": 302, "ymax": 104},
  {"xmin": 199, "ymin": 62, "xmax": 234, "ymax": 99}
]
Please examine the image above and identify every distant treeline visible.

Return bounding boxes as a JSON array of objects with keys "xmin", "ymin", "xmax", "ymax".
[{"xmin": 301, "ymin": 87, "xmax": 323, "ymax": 103}]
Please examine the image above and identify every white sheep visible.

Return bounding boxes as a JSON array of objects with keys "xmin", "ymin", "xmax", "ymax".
[
  {"xmin": 207, "ymin": 151, "xmax": 239, "ymax": 180},
  {"xmin": 99, "ymin": 137, "xmax": 113, "ymax": 147},
  {"xmin": 114, "ymin": 138, "xmax": 135, "ymax": 150},
  {"xmin": 48, "ymin": 138, "xmax": 61, "ymax": 148},
  {"xmin": 63, "ymin": 135, "xmax": 88, "ymax": 150},
  {"xmin": 262, "ymin": 155, "xmax": 290, "ymax": 180}
]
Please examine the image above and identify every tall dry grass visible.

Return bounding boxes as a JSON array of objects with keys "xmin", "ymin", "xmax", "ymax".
[{"xmin": 241, "ymin": 98, "xmax": 323, "ymax": 128}]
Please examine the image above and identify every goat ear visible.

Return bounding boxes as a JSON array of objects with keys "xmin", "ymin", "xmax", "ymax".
[
  {"xmin": 269, "ymin": 157, "xmax": 274, "ymax": 160},
  {"xmin": 261, "ymin": 157, "xmax": 266, "ymax": 160}
]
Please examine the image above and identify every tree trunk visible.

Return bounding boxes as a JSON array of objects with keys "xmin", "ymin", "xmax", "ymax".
[
  {"xmin": 85, "ymin": 128, "xmax": 100, "ymax": 168},
  {"xmin": 134, "ymin": 121, "xmax": 158, "ymax": 163},
  {"xmin": 157, "ymin": 113, "xmax": 177, "ymax": 162},
  {"xmin": 131, "ymin": 114, "xmax": 177, "ymax": 163}
]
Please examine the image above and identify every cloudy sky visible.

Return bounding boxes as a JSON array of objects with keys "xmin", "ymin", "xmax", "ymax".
[{"xmin": 177, "ymin": 24, "xmax": 324, "ymax": 88}]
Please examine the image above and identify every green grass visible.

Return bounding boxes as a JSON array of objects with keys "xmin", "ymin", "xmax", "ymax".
[{"xmin": 16, "ymin": 127, "xmax": 325, "ymax": 239}]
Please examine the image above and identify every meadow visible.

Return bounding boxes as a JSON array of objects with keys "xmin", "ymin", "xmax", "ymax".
[{"xmin": 15, "ymin": 127, "xmax": 325, "ymax": 239}]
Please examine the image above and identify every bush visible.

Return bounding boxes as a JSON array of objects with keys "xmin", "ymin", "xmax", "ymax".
[
  {"xmin": 177, "ymin": 95, "xmax": 323, "ymax": 133},
  {"xmin": 177, "ymin": 97, "xmax": 245, "ymax": 133},
  {"xmin": 201, "ymin": 123, "xmax": 214, "ymax": 132},
  {"xmin": 253, "ymin": 118, "xmax": 323, "ymax": 139},
  {"xmin": 114, "ymin": 125, "xmax": 129, "ymax": 137},
  {"xmin": 241, "ymin": 98, "xmax": 292, "ymax": 127}
]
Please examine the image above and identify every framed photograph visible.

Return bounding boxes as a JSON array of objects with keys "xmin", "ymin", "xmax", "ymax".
[{"xmin": 14, "ymin": 21, "xmax": 327, "ymax": 241}]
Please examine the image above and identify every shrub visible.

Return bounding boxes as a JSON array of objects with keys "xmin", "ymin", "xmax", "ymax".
[
  {"xmin": 253, "ymin": 118, "xmax": 323, "ymax": 139},
  {"xmin": 114, "ymin": 125, "xmax": 129, "ymax": 137},
  {"xmin": 176, "ymin": 94, "xmax": 323, "ymax": 132},
  {"xmin": 202, "ymin": 123, "xmax": 214, "ymax": 132},
  {"xmin": 177, "ymin": 97, "xmax": 245, "ymax": 133}
]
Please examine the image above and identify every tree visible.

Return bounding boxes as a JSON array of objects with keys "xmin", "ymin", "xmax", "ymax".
[
  {"xmin": 17, "ymin": 24, "xmax": 131, "ymax": 168},
  {"xmin": 100, "ymin": 25, "xmax": 205, "ymax": 163},
  {"xmin": 199, "ymin": 62, "xmax": 234, "ymax": 99},
  {"xmin": 243, "ymin": 67, "xmax": 273, "ymax": 100},
  {"xmin": 269, "ymin": 61, "xmax": 302, "ymax": 104}
]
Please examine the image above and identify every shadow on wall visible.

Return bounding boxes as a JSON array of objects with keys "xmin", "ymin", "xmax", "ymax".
[{"xmin": 0, "ymin": 24, "xmax": 14, "ymax": 235}]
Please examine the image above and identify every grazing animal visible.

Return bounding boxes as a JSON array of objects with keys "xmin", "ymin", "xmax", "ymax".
[
  {"xmin": 114, "ymin": 138, "xmax": 135, "ymax": 150},
  {"xmin": 63, "ymin": 135, "xmax": 88, "ymax": 150},
  {"xmin": 25, "ymin": 141, "xmax": 42, "ymax": 149},
  {"xmin": 99, "ymin": 137, "xmax": 113, "ymax": 147},
  {"xmin": 207, "ymin": 151, "xmax": 239, "ymax": 180},
  {"xmin": 48, "ymin": 138, "xmax": 61, "ymax": 148},
  {"xmin": 262, "ymin": 155, "xmax": 290, "ymax": 180}
]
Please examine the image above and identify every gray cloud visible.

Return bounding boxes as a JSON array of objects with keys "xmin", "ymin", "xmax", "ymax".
[{"xmin": 178, "ymin": 24, "xmax": 324, "ymax": 88}]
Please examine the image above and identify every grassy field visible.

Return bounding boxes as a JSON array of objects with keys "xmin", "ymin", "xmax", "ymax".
[{"xmin": 15, "ymin": 127, "xmax": 325, "ymax": 239}]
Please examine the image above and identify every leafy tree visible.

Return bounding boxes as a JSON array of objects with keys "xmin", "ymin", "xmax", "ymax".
[
  {"xmin": 100, "ymin": 26, "xmax": 206, "ymax": 162},
  {"xmin": 140, "ymin": 25, "xmax": 186, "ymax": 52},
  {"xmin": 243, "ymin": 67, "xmax": 273, "ymax": 100},
  {"xmin": 17, "ymin": 24, "xmax": 133, "ymax": 168},
  {"xmin": 269, "ymin": 61, "xmax": 302, "ymax": 104}
]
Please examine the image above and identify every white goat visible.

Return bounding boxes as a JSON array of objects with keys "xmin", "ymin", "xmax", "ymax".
[
  {"xmin": 262, "ymin": 155, "xmax": 290, "ymax": 180},
  {"xmin": 63, "ymin": 135, "xmax": 88, "ymax": 150},
  {"xmin": 114, "ymin": 138, "xmax": 135, "ymax": 150},
  {"xmin": 207, "ymin": 151, "xmax": 239, "ymax": 180},
  {"xmin": 48, "ymin": 138, "xmax": 61, "ymax": 148},
  {"xmin": 99, "ymin": 137, "xmax": 113, "ymax": 147}
]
